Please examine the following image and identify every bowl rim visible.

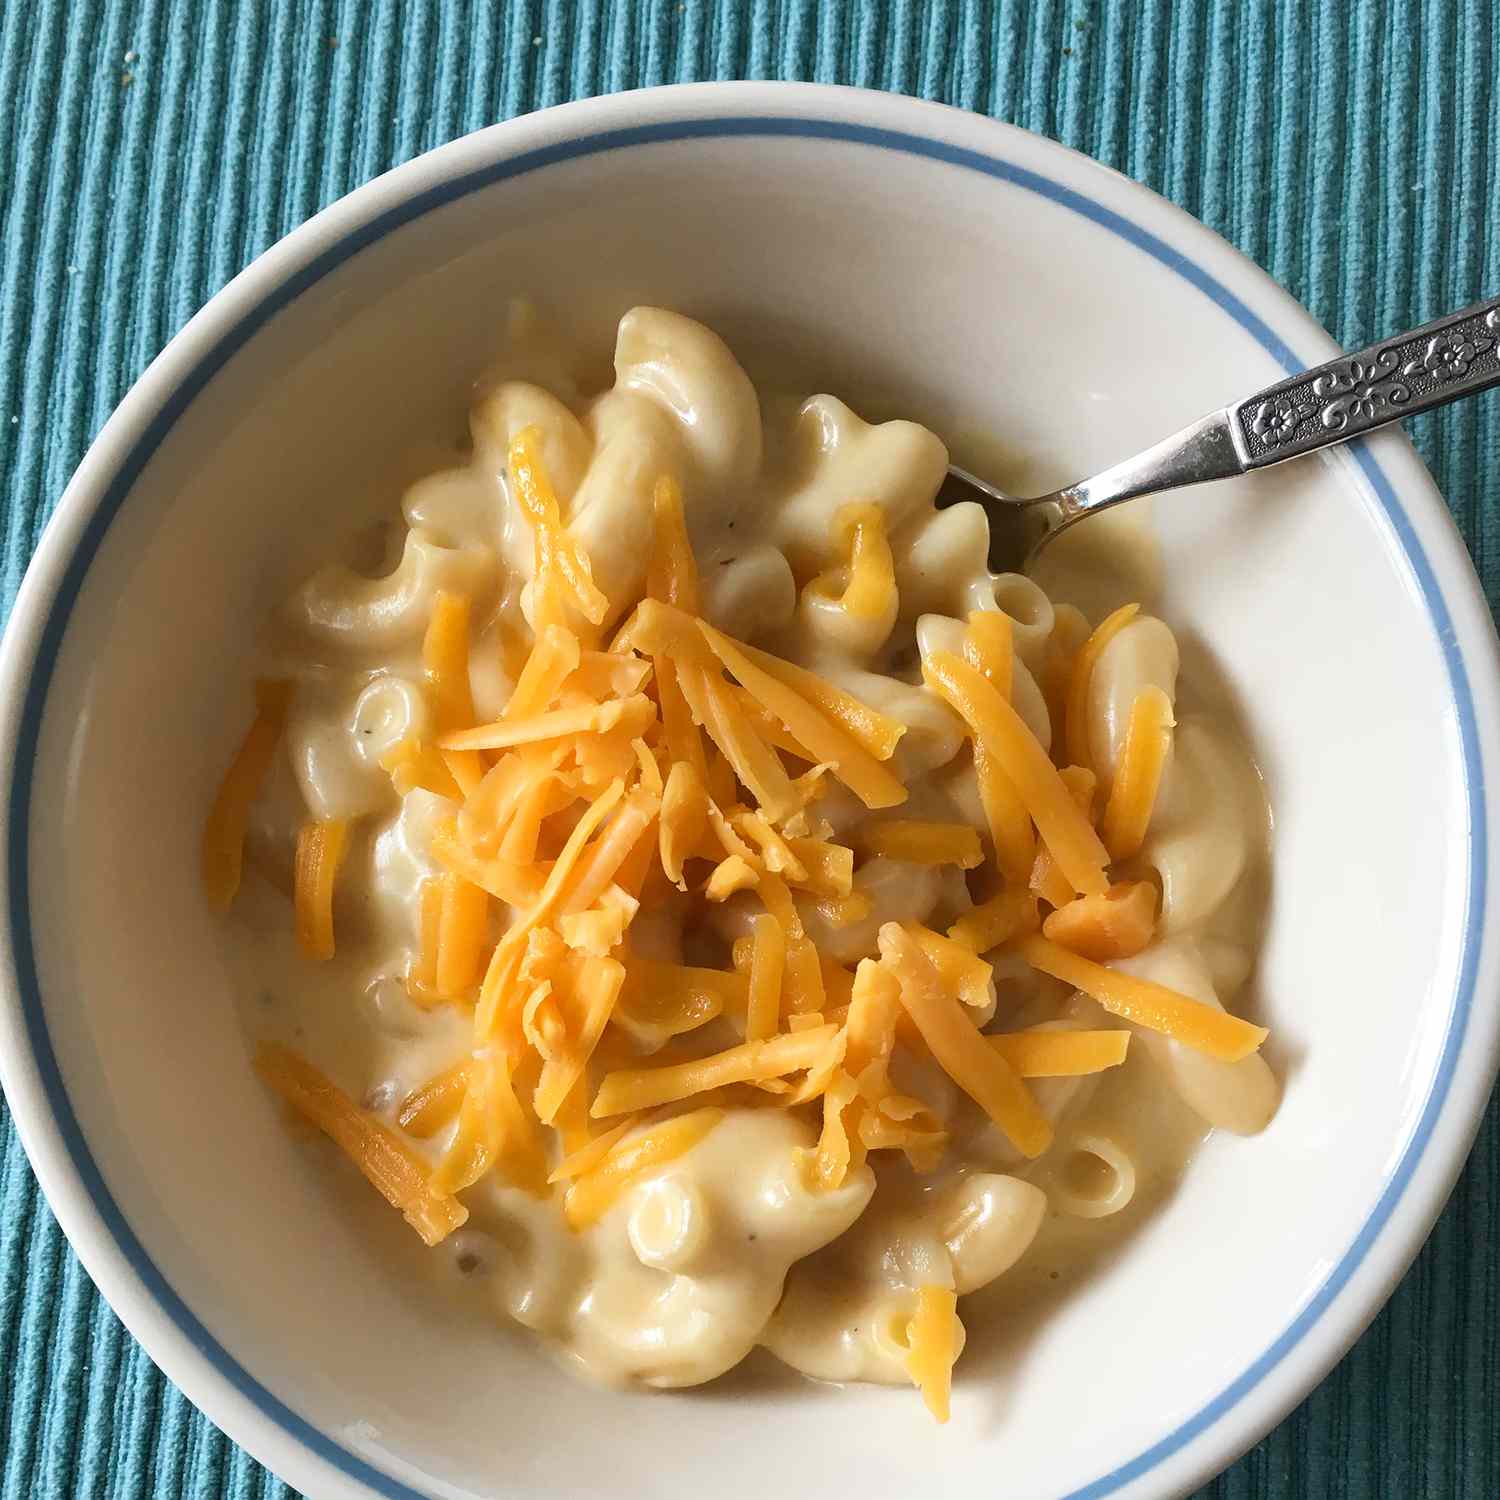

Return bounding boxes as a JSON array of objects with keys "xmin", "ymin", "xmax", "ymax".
[{"xmin": 0, "ymin": 80, "xmax": 1497, "ymax": 1500}]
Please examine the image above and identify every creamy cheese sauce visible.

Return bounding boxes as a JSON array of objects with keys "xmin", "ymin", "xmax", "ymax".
[{"xmin": 222, "ymin": 305, "xmax": 1276, "ymax": 1397}]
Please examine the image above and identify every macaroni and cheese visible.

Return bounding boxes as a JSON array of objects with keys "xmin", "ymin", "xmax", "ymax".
[{"xmin": 206, "ymin": 307, "xmax": 1278, "ymax": 1420}]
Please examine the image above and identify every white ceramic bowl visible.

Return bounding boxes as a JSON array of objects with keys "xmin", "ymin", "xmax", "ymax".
[{"xmin": 2, "ymin": 82, "xmax": 1498, "ymax": 1500}]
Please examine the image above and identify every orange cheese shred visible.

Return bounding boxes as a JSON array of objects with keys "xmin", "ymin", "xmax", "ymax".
[
  {"xmin": 879, "ymin": 924, "xmax": 1052, "ymax": 1158},
  {"xmin": 809, "ymin": 502, "xmax": 895, "ymax": 619},
  {"xmin": 534, "ymin": 953, "xmax": 627, "ymax": 1123},
  {"xmin": 745, "ymin": 911, "xmax": 787, "ymax": 1041},
  {"xmin": 647, "ymin": 472, "xmax": 700, "ymax": 614},
  {"xmin": 855, "ymin": 820, "xmax": 984, "ymax": 869},
  {"xmin": 381, "ymin": 738, "xmax": 464, "ymax": 802},
  {"xmin": 611, "ymin": 959, "xmax": 738, "ymax": 1049},
  {"xmin": 547, "ymin": 1115, "xmax": 640, "ymax": 1184},
  {"xmin": 759, "ymin": 872, "xmax": 825, "ymax": 1016},
  {"xmin": 962, "ymin": 609, "xmax": 1014, "ymax": 700},
  {"xmin": 564, "ymin": 1108, "xmax": 724, "ymax": 1229},
  {"xmin": 202, "ymin": 679, "xmax": 292, "ymax": 911},
  {"xmin": 430, "ymin": 817, "xmax": 548, "ymax": 909},
  {"xmin": 906, "ymin": 1285, "xmax": 961, "ymax": 1423},
  {"xmin": 407, "ymin": 877, "xmax": 444, "ymax": 1003},
  {"xmin": 1014, "ymin": 934, "xmax": 1269, "ymax": 1061},
  {"xmin": 397, "ymin": 1058, "xmax": 474, "ymax": 1137},
  {"xmin": 905, "ymin": 923, "xmax": 995, "ymax": 1010},
  {"xmin": 1100, "ymin": 685, "xmax": 1176, "ymax": 861},
  {"xmin": 925, "ymin": 648, "xmax": 1109, "ymax": 897},
  {"xmin": 294, "ymin": 818, "xmax": 349, "ymax": 962},
  {"xmin": 435, "ymin": 873, "xmax": 490, "ymax": 994},
  {"xmin": 947, "ymin": 888, "xmax": 1040, "ymax": 953},
  {"xmin": 438, "ymin": 694, "xmax": 654, "ymax": 753},
  {"xmin": 256, "ymin": 1042, "xmax": 467, "ymax": 1246},
  {"xmin": 659, "ymin": 760, "xmax": 709, "ymax": 888},
  {"xmin": 505, "ymin": 624, "xmax": 582, "ymax": 721},
  {"xmin": 1041, "ymin": 881, "xmax": 1158, "ymax": 962},
  {"xmin": 673, "ymin": 659, "xmax": 800, "ymax": 822},
  {"xmin": 616, "ymin": 599, "xmax": 904, "ymax": 761},
  {"xmin": 1065, "ymin": 602, "xmax": 1140, "ymax": 771},
  {"xmin": 1029, "ymin": 765, "xmax": 1098, "ymax": 910},
  {"xmin": 508, "ymin": 425, "xmax": 609, "ymax": 627},
  {"xmin": 989, "ymin": 1028, "xmax": 1131, "ymax": 1076},
  {"xmin": 591, "ymin": 1025, "xmax": 838, "ymax": 1117},
  {"xmin": 697, "ymin": 618, "xmax": 907, "ymax": 810}
]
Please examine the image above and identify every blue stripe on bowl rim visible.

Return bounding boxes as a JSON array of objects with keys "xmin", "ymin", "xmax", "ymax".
[{"xmin": 4, "ymin": 116, "xmax": 1484, "ymax": 1500}]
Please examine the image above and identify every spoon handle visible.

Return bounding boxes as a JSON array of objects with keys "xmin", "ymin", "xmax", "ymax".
[
  {"xmin": 1229, "ymin": 295, "xmax": 1500, "ymax": 468},
  {"xmin": 1049, "ymin": 295, "xmax": 1500, "ymax": 528}
]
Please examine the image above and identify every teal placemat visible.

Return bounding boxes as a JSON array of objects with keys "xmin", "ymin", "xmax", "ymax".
[{"xmin": 3, "ymin": 2, "xmax": 1498, "ymax": 1495}]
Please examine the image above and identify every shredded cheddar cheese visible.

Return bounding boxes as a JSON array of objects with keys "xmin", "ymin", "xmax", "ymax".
[
  {"xmin": 591, "ymin": 1026, "xmax": 839, "ymax": 1117},
  {"xmin": 547, "ymin": 1115, "xmax": 640, "ymax": 1184},
  {"xmin": 564, "ymin": 1109, "xmax": 723, "ymax": 1229},
  {"xmin": 962, "ymin": 609, "xmax": 1014, "ymax": 700},
  {"xmin": 1065, "ymin": 602, "xmax": 1140, "ymax": 771},
  {"xmin": 398, "ymin": 1059, "xmax": 473, "ymax": 1136},
  {"xmin": 1014, "ymin": 934, "xmax": 1269, "ymax": 1061},
  {"xmin": 947, "ymin": 887, "xmax": 1039, "ymax": 953},
  {"xmin": 509, "ymin": 426, "xmax": 608, "ymax": 627},
  {"xmin": 434, "ymin": 873, "xmax": 489, "ymax": 994},
  {"xmin": 698, "ymin": 618, "xmax": 907, "ymax": 809},
  {"xmin": 1029, "ymin": 765, "xmax": 1099, "ymax": 911},
  {"xmin": 422, "ymin": 590, "xmax": 484, "ymax": 794},
  {"xmin": 906, "ymin": 1286, "xmax": 961, "ymax": 1423},
  {"xmin": 879, "ymin": 925, "xmax": 1052, "ymax": 1158},
  {"xmin": 202, "ymin": 679, "xmax": 292, "ymax": 911},
  {"xmin": 257, "ymin": 1043, "xmax": 466, "ymax": 1246},
  {"xmin": 1100, "ymin": 685, "xmax": 1175, "ymax": 860},
  {"xmin": 1042, "ymin": 881, "xmax": 1158, "ymax": 961},
  {"xmin": 758, "ymin": 872, "xmax": 825, "ymax": 1016},
  {"xmin": 294, "ymin": 819, "xmax": 349, "ymax": 961},
  {"xmin": 810, "ymin": 501, "xmax": 896, "ymax": 619},
  {"xmin": 647, "ymin": 472, "xmax": 700, "ymax": 613},
  {"xmin": 382, "ymin": 738, "xmax": 464, "ymax": 802},
  {"xmin": 989, "ymin": 1028, "xmax": 1131, "ymax": 1076},
  {"xmin": 211, "ymin": 404, "xmax": 1280, "ymax": 1432},
  {"xmin": 745, "ymin": 911, "xmax": 787, "ymax": 1042},
  {"xmin": 855, "ymin": 820, "xmax": 984, "ymax": 869},
  {"xmin": 906, "ymin": 924, "xmax": 995, "ymax": 1011},
  {"xmin": 924, "ymin": 650, "xmax": 1110, "ymax": 897}
]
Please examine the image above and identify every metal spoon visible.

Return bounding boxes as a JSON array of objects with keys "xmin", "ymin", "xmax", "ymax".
[{"xmin": 939, "ymin": 295, "xmax": 1500, "ymax": 573}]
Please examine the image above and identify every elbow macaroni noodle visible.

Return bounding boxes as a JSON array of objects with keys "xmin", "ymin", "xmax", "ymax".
[{"xmin": 216, "ymin": 306, "xmax": 1278, "ymax": 1409}]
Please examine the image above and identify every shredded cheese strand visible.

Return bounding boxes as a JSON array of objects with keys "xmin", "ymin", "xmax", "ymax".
[
  {"xmin": 647, "ymin": 472, "xmax": 700, "ymax": 613},
  {"xmin": 591, "ymin": 1025, "xmax": 838, "ymax": 1116},
  {"xmin": 1014, "ymin": 934, "xmax": 1269, "ymax": 1061},
  {"xmin": 256, "ymin": 1042, "xmax": 466, "ymax": 1246},
  {"xmin": 855, "ymin": 820, "xmax": 983, "ymax": 868},
  {"xmin": 508, "ymin": 425, "xmax": 609, "ymax": 626},
  {"xmin": 989, "ymin": 1028, "xmax": 1131, "ymax": 1076},
  {"xmin": 698, "ymin": 618, "xmax": 907, "ymax": 809},
  {"xmin": 906, "ymin": 1286, "xmax": 961, "ymax": 1423},
  {"xmin": 745, "ymin": 912, "xmax": 787, "ymax": 1041},
  {"xmin": 962, "ymin": 609, "xmax": 1014, "ymax": 700},
  {"xmin": 924, "ymin": 650, "xmax": 1109, "ymax": 897},
  {"xmin": 947, "ymin": 888, "xmax": 1039, "ymax": 953},
  {"xmin": 879, "ymin": 924, "xmax": 1052, "ymax": 1157},
  {"xmin": 202, "ymin": 679, "xmax": 292, "ymax": 911},
  {"xmin": 294, "ymin": 819, "xmax": 349, "ymax": 962},
  {"xmin": 1065, "ymin": 602, "xmax": 1140, "ymax": 771},
  {"xmin": 1100, "ymin": 685, "xmax": 1176, "ymax": 860},
  {"xmin": 397, "ymin": 1059, "xmax": 473, "ymax": 1137},
  {"xmin": 564, "ymin": 1109, "xmax": 723, "ymax": 1229}
]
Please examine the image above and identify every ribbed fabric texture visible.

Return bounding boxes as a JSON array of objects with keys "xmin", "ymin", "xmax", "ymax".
[{"xmin": 2, "ymin": 3, "xmax": 1498, "ymax": 1496}]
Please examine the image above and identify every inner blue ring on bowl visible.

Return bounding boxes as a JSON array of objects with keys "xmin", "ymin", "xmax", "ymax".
[{"xmin": 6, "ymin": 117, "xmax": 1485, "ymax": 1500}]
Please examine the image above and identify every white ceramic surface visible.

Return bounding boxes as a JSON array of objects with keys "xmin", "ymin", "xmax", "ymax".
[{"xmin": 1, "ymin": 83, "xmax": 1497, "ymax": 1500}]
